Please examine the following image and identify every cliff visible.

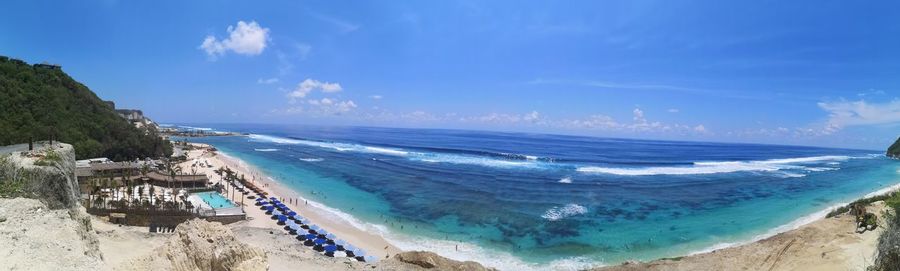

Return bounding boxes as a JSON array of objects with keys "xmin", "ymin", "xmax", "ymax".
[
  {"xmin": 888, "ymin": 136, "xmax": 900, "ymax": 158},
  {"xmin": 0, "ymin": 142, "xmax": 103, "ymax": 270},
  {"xmin": 0, "ymin": 56, "xmax": 172, "ymax": 160}
]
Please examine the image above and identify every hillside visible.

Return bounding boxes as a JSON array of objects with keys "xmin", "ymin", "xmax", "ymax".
[
  {"xmin": 889, "ymin": 136, "xmax": 900, "ymax": 158},
  {"xmin": 0, "ymin": 56, "xmax": 171, "ymax": 160}
]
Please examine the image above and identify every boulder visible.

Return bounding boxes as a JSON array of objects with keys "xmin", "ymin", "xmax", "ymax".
[
  {"xmin": 387, "ymin": 251, "xmax": 497, "ymax": 271},
  {"xmin": 122, "ymin": 219, "xmax": 268, "ymax": 271}
]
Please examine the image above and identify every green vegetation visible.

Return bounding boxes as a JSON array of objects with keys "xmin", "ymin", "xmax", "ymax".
[
  {"xmin": 871, "ymin": 193, "xmax": 900, "ymax": 270},
  {"xmin": 33, "ymin": 148, "xmax": 62, "ymax": 166},
  {"xmin": 0, "ymin": 56, "xmax": 172, "ymax": 160},
  {"xmin": 826, "ymin": 192, "xmax": 897, "ymax": 218},
  {"xmin": 0, "ymin": 155, "xmax": 27, "ymax": 197},
  {"xmin": 888, "ymin": 136, "xmax": 900, "ymax": 158}
]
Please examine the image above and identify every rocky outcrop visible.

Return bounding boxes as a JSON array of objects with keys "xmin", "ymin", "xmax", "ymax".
[
  {"xmin": 0, "ymin": 198, "xmax": 103, "ymax": 271},
  {"xmin": 122, "ymin": 219, "xmax": 268, "ymax": 271},
  {"xmin": 380, "ymin": 251, "xmax": 497, "ymax": 271},
  {"xmin": 2, "ymin": 142, "xmax": 81, "ymax": 209},
  {"xmin": 0, "ymin": 142, "xmax": 103, "ymax": 263}
]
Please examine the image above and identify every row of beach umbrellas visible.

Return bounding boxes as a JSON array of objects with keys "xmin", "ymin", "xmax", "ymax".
[{"xmin": 255, "ymin": 194, "xmax": 378, "ymax": 263}]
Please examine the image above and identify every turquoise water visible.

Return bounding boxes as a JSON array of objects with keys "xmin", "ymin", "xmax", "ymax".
[
  {"xmin": 195, "ymin": 191, "xmax": 236, "ymax": 209},
  {"xmin": 176, "ymin": 124, "xmax": 900, "ymax": 270}
]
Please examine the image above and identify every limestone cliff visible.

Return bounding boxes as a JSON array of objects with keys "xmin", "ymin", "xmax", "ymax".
[{"xmin": 0, "ymin": 142, "xmax": 103, "ymax": 266}]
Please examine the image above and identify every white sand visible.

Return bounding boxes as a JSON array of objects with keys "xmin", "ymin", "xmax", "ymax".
[{"xmin": 178, "ymin": 143, "xmax": 402, "ymax": 260}]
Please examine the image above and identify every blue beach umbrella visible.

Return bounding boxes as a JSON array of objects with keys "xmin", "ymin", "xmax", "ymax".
[
  {"xmin": 314, "ymin": 238, "xmax": 327, "ymax": 245},
  {"xmin": 344, "ymin": 245, "xmax": 356, "ymax": 252},
  {"xmin": 255, "ymin": 198, "xmax": 264, "ymax": 202},
  {"xmin": 354, "ymin": 248, "xmax": 366, "ymax": 257},
  {"xmin": 325, "ymin": 233, "xmax": 336, "ymax": 239},
  {"xmin": 324, "ymin": 245, "xmax": 338, "ymax": 253},
  {"xmin": 318, "ymin": 229, "xmax": 329, "ymax": 236},
  {"xmin": 286, "ymin": 211, "xmax": 297, "ymax": 217},
  {"xmin": 269, "ymin": 196, "xmax": 277, "ymax": 200},
  {"xmin": 292, "ymin": 215, "xmax": 304, "ymax": 222},
  {"xmin": 309, "ymin": 225, "xmax": 320, "ymax": 231},
  {"xmin": 335, "ymin": 240, "xmax": 347, "ymax": 246}
]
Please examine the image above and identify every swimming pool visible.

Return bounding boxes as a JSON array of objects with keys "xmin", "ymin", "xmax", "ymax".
[{"xmin": 194, "ymin": 191, "xmax": 237, "ymax": 209}]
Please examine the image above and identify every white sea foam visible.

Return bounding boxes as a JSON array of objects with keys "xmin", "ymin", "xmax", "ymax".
[
  {"xmin": 254, "ymin": 148, "xmax": 279, "ymax": 152},
  {"xmin": 779, "ymin": 172, "xmax": 806, "ymax": 178},
  {"xmin": 248, "ymin": 133, "xmax": 548, "ymax": 170},
  {"xmin": 577, "ymin": 155, "xmax": 855, "ymax": 176},
  {"xmin": 299, "ymin": 158, "xmax": 324, "ymax": 162},
  {"xmin": 542, "ymin": 203, "xmax": 588, "ymax": 221},
  {"xmin": 178, "ymin": 125, "xmax": 213, "ymax": 131},
  {"xmin": 558, "ymin": 177, "xmax": 573, "ymax": 184}
]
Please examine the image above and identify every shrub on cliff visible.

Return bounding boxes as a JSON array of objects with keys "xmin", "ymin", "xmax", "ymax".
[{"xmin": 0, "ymin": 57, "xmax": 172, "ymax": 160}]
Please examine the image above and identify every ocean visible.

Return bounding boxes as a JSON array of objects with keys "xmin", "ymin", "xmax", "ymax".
[{"xmin": 174, "ymin": 124, "xmax": 900, "ymax": 270}]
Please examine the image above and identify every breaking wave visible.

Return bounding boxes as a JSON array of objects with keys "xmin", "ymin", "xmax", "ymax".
[
  {"xmin": 542, "ymin": 203, "xmax": 588, "ymax": 221},
  {"xmin": 576, "ymin": 155, "xmax": 856, "ymax": 176},
  {"xmin": 248, "ymin": 134, "xmax": 551, "ymax": 170}
]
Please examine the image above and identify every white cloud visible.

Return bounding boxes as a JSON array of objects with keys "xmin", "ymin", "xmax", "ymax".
[
  {"xmin": 257, "ymin": 78, "xmax": 279, "ymax": 84},
  {"xmin": 668, "ymin": 108, "xmax": 680, "ymax": 113},
  {"xmin": 523, "ymin": 111, "xmax": 541, "ymax": 123},
  {"xmin": 287, "ymin": 78, "xmax": 343, "ymax": 99},
  {"xmin": 560, "ymin": 108, "xmax": 708, "ymax": 135},
  {"xmin": 817, "ymin": 99, "xmax": 900, "ymax": 134},
  {"xmin": 200, "ymin": 21, "xmax": 270, "ymax": 58},
  {"xmin": 370, "ymin": 95, "xmax": 383, "ymax": 100},
  {"xmin": 306, "ymin": 98, "xmax": 356, "ymax": 114}
]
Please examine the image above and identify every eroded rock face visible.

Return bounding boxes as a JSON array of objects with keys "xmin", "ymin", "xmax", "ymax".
[
  {"xmin": 3, "ymin": 142, "xmax": 80, "ymax": 209},
  {"xmin": 385, "ymin": 251, "xmax": 497, "ymax": 271},
  {"xmin": 123, "ymin": 219, "xmax": 268, "ymax": 271},
  {"xmin": 0, "ymin": 198, "xmax": 103, "ymax": 271}
]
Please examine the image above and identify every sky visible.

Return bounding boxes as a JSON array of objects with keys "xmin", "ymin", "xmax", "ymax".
[{"xmin": 2, "ymin": 1, "xmax": 900, "ymax": 150}]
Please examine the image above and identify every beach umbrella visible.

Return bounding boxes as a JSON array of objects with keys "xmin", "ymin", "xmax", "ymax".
[
  {"xmin": 324, "ymin": 245, "xmax": 338, "ymax": 253},
  {"xmin": 309, "ymin": 225, "xmax": 320, "ymax": 231},
  {"xmin": 344, "ymin": 245, "xmax": 356, "ymax": 252},
  {"xmin": 354, "ymin": 248, "xmax": 366, "ymax": 257},
  {"xmin": 255, "ymin": 198, "xmax": 264, "ymax": 202},
  {"xmin": 269, "ymin": 196, "xmax": 278, "ymax": 200},
  {"xmin": 335, "ymin": 240, "xmax": 347, "ymax": 246},
  {"xmin": 277, "ymin": 215, "xmax": 288, "ymax": 224},
  {"xmin": 325, "ymin": 233, "xmax": 336, "ymax": 240},
  {"xmin": 292, "ymin": 215, "xmax": 304, "ymax": 222},
  {"xmin": 264, "ymin": 205, "xmax": 275, "ymax": 213},
  {"xmin": 317, "ymin": 229, "xmax": 329, "ymax": 236},
  {"xmin": 286, "ymin": 211, "xmax": 297, "ymax": 217},
  {"xmin": 314, "ymin": 238, "xmax": 327, "ymax": 245}
]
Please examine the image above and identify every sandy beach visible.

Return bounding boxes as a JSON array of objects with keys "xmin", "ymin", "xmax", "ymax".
[
  {"xmin": 177, "ymin": 143, "xmax": 403, "ymax": 260},
  {"xmin": 593, "ymin": 201, "xmax": 889, "ymax": 271}
]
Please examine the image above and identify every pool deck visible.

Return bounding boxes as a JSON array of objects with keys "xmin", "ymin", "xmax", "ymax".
[{"xmin": 187, "ymin": 192, "xmax": 245, "ymax": 216}]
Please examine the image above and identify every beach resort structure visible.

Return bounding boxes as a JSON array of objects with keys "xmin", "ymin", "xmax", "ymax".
[{"xmin": 74, "ymin": 157, "xmax": 246, "ymax": 226}]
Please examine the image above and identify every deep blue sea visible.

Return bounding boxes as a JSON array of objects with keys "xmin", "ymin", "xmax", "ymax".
[{"xmin": 173, "ymin": 124, "xmax": 900, "ymax": 270}]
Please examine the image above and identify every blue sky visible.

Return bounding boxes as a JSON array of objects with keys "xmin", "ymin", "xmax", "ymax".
[{"xmin": 2, "ymin": 1, "xmax": 900, "ymax": 149}]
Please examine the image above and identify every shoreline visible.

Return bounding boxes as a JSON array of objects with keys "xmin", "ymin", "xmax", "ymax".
[
  {"xmin": 179, "ymin": 143, "xmax": 404, "ymax": 260},
  {"xmin": 197, "ymin": 142, "xmax": 597, "ymax": 271},
  {"xmin": 187, "ymin": 140, "xmax": 898, "ymax": 271},
  {"xmin": 684, "ymin": 180, "xmax": 900, "ymax": 258}
]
